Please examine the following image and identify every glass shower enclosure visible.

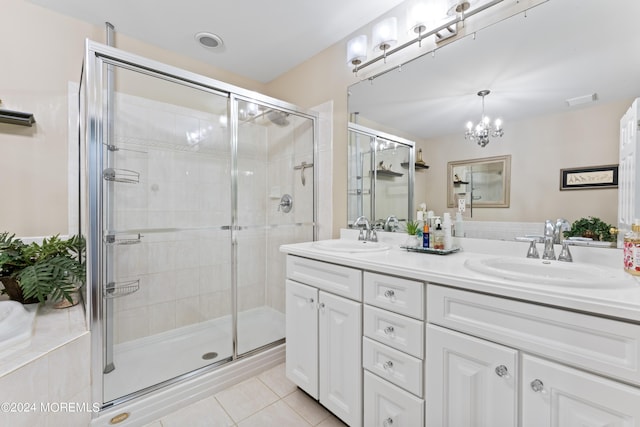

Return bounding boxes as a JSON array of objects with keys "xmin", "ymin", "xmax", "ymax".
[
  {"xmin": 80, "ymin": 41, "xmax": 317, "ymax": 406},
  {"xmin": 347, "ymin": 123, "xmax": 414, "ymax": 226}
]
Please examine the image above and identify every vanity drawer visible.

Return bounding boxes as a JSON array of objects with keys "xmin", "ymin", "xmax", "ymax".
[
  {"xmin": 363, "ymin": 337, "xmax": 423, "ymax": 397},
  {"xmin": 428, "ymin": 284, "xmax": 640, "ymax": 386},
  {"xmin": 364, "ymin": 272, "xmax": 424, "ymax": 319},
  {"xmin": 364, "ymin": 371, "xmax": 424, "ymax": 427},
  {"xmin": 286, "ymin": 255, "xmax": 362, "ymax": 301},
  {"xmin": 364, "ymin": 305, "xmax": 424, "ymax": 359}
]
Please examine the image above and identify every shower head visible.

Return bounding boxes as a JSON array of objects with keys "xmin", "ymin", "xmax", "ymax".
[{"xmin": 266, "ymin": 110, "xmax": 290, "ymax": 127}]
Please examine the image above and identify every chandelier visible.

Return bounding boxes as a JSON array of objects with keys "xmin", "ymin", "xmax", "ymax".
[{"xmin": 465, "ymin": 90, "xmax": 503, "ymax": 147}]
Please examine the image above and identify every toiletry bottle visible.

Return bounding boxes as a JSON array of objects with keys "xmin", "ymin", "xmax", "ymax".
[
  {"xmin": 433, "ymin": 223, "xmax": 445, "ymax": 250},
  {"xmin": 455, "ymin": 212, "xmax": 465, "ymax": 237},
  {"xmin": 423, "ymin": 222, "xmax": 430, "ymax": 249},
  {"xmin": 624, "ymin": 220, "xmax": 640, "ymax": 275},
  {"xmin": 443, "ymin": 213, "xmax": 453, "ymax": 250}
]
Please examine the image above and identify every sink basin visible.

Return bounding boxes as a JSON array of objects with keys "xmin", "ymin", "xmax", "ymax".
[
  {"xmin": 312, "ymin": 239, "xmax": 391, "ymax": 253},
  {"xmin": 464, "ymin": 257, "xmax": 636, "ymax": 288}
]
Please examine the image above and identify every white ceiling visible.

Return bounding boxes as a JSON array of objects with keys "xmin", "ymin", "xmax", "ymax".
[
  {"xmin": 348, "ymin": 0, "xmax": 640, "ymax": 140},
  {"xmin": 28, "ymin": 0, "xmax": 405, "ymax": 83}
]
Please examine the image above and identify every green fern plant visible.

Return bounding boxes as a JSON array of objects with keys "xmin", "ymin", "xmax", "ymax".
[{"xmin": 0, "ymin": 232, "xmax": 85, "ymax": 304}]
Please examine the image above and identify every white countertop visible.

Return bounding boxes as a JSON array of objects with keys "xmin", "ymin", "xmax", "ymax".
[{"xmin": 280, "ymin": 232, "xmax": 640, "ymax": 323}]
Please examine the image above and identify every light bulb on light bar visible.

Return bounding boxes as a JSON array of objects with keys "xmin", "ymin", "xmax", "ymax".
[
  {"xmin": 372, "ymin": 17, "xmax": 398, "ymax": 52},
  {"xmin": 346, "ymin": 35, "xmax": 367, "ymax": 66}
]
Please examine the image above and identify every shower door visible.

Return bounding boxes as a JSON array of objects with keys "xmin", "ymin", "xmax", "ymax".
[
  {"xmin": 87, "ymin": 55, "xmax": 234, "ymax": 404},
  {"xmin": 84, "ymin": 41, "xmax": 319, "ymax": 407},
  {"xmin": 233, "ymin": 98, "xmax": 316, "ymax": 356}
]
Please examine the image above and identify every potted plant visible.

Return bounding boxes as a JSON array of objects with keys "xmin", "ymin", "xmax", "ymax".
[
  {"xmin": 0, "ymin": 232, "xmax": 85, "ymax": 304},
  {"xmin": 563, "ymin": 217, "xmax": 616, "ymax": 242},
  {"xmin": 404, "ymin": 220, "xmax": 422, "ymax": 247}
]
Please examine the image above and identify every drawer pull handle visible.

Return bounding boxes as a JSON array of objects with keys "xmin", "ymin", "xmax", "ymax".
[
  {"xmin": 383, "ymin": 417, "xmax": 394, "ymax": 426},
  {"xmin": 530, "ymin": 379, "xmax": 545, "ymax": 393},
  {"xmin": 383, "ymin": 360, "xmax": 394, "ymax": 370},
  {"xmin": 384, "ymin": 326, "xmax": 395, "ymax": 335},
  {"xmin": 384, "ymin": 289, "xmax": 395, "ymax": 299},
  {"xmin": 495, "ymin": 365, "xmax": 510, "ymax": 378}
]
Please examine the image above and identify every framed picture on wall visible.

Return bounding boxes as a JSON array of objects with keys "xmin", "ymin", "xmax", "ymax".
[{"xmin": 559, "ymin": 164, "xmax": 618, "ymax": 190}]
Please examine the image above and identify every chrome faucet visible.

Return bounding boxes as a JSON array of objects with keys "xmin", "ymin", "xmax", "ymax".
[
  {"xmin": 542, "ymin": 220, "xmax": 557, "ymax": 260},
  {"xmin": 384, "ymin": 215, "xmax": 399, "ymax": 232},
  {"xmin": 354, "ymin": 216, "xmax": 377, "ymax": 241},
  {"xmin": 542, "ymin": 218, "xmax": 571, "ymax": 260}
]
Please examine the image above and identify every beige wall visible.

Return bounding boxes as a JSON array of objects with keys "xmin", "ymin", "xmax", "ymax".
[
  {"xmin": 420, "ymin": 99, "xmax": 627, "ymax": 226},
  {"xmin": 1, "ymin": 0, "xmax": 266, "ymax": 237}
]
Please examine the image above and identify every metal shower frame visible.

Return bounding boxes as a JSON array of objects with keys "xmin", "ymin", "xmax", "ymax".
[{"xmin": 81, "ymin": 40, "xmax": 319, "ymax": 409}]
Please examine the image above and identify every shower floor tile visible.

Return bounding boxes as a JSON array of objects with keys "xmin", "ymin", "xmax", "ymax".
[{"xmin": 143, "ymin": 363, "xmax": 347, "ymax": 427}]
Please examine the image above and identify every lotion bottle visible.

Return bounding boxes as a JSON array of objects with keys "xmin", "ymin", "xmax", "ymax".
[
  {"xmin": 454, "ymin": 212, "xmax": 465, "ymax": 238},
  {"xmin": 443, "ymin": 213, "xmax": 453, "ymax": 250}
]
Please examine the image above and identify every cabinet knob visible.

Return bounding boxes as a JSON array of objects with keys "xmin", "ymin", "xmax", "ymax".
[
  {"xmin": 383, "ymin": 360, "xmax": 394, "ymax": 370},
  {"xmin": 384, "ymin": 326, "xmax": 395, "ymax": 335},
  {"xmin": 384, "ymin": 289, "xmax": 395, "ymax": 299},
  {"xmin": 308, "ymin": 298, "xmax": 314, "ymax": 304},
  {"xmin": 530, "ymin": 379, "xmax": 545, "ymax": 393},
  {"xmin": 383, "ymin": 417, "xmax": 394, "ymax": 426},
  {"xmin": 495, "ymin": 365, "xmax": 510, "ymax": 378}
]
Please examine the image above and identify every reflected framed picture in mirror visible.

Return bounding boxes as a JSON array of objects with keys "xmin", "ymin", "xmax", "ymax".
[{"xmin": 447, "ymin": 155, "xmax": 511, "ymax": 208}]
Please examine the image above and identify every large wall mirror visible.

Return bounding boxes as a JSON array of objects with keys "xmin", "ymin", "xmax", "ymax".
[{"xmin": 347, "ymin": 0, "xmax": 640, "ymax": 231}]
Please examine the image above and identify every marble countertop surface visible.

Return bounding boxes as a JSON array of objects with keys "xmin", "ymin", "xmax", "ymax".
[{"xmin": 281, "ymin": 231, "xmax": 640, "ymax": 323}]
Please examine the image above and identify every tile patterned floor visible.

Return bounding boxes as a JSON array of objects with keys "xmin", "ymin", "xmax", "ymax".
[{"xmin": 143, "ymin": 363, "xmax": 347, "ymax": 427}]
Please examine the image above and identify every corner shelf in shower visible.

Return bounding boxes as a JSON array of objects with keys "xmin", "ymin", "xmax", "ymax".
[
  {"xmin": 373, "ymin": 169, "xmax": 403, "ymax": 177},
  {"xmin": 103, "ymin": 279, "xmax": 140, "ymax": 299},
  {"xmin": 103, "ymin": 168, "xmax": 140, "ymax": 184}
]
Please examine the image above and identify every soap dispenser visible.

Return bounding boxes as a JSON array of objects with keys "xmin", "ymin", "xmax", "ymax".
[{"xmin": 432, "ymin": 220, "xmax": 445, "ymax": 250}]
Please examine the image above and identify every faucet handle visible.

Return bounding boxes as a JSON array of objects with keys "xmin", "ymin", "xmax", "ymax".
[
  {"xmin": 516, "ymin": 236, "xmax": 542, "ymax": 258},
  {"xmin": 558, "ymin": 240, "xmax": 573, "ymax": 262}
]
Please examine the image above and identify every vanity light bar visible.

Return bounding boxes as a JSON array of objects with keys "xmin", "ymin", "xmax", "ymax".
[{"xmin": 351, "ymin": 0, "xmax": 504, "ymax": 75}]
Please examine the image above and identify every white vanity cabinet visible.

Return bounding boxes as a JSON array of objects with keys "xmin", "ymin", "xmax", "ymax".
[
  {"xmin": 427, "ymin": 284, "xmax": 640, "ymax": 427},
  {"xmin": 285, "ymin": 256, "xmax": 362, "ymax": 427},
  {"xmin": 362, "ymin": 272, "xmax": 425, "ymax": 427},
  {"xmin": 426, "ymin": 324, "xmax": 518, "ymax": 427}
]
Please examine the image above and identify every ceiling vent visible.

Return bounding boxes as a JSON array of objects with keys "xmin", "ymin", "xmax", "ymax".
[{"xmin": 566, "ymin": 93, "xmax": 598, "ymax": 107}]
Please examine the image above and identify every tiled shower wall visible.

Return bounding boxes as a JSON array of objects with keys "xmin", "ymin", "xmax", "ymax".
[{"xmin": 108, "ymin": 92, "xmax": 313, "ymax": 344}]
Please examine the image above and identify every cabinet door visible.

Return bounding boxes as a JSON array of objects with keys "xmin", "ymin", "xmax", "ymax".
[
  {"xmin": 426, "ymin": 324, "xmax": 518, "ymax": 427},
  {"xmin": 319, "ymin": 291, "xmax": 362, "ymax": 427},
  {"xmin": 522, "ymin": 354, "xmax": 640, "ymax": 427},
  {"xmin": 285, "ymin": 280, "xmax": 318, "ymax": 399}
]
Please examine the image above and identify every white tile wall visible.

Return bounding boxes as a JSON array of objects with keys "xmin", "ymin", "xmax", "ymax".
[{"xmin": 109, "ymin": 93, "xmax": 316, "ymax": 344}]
